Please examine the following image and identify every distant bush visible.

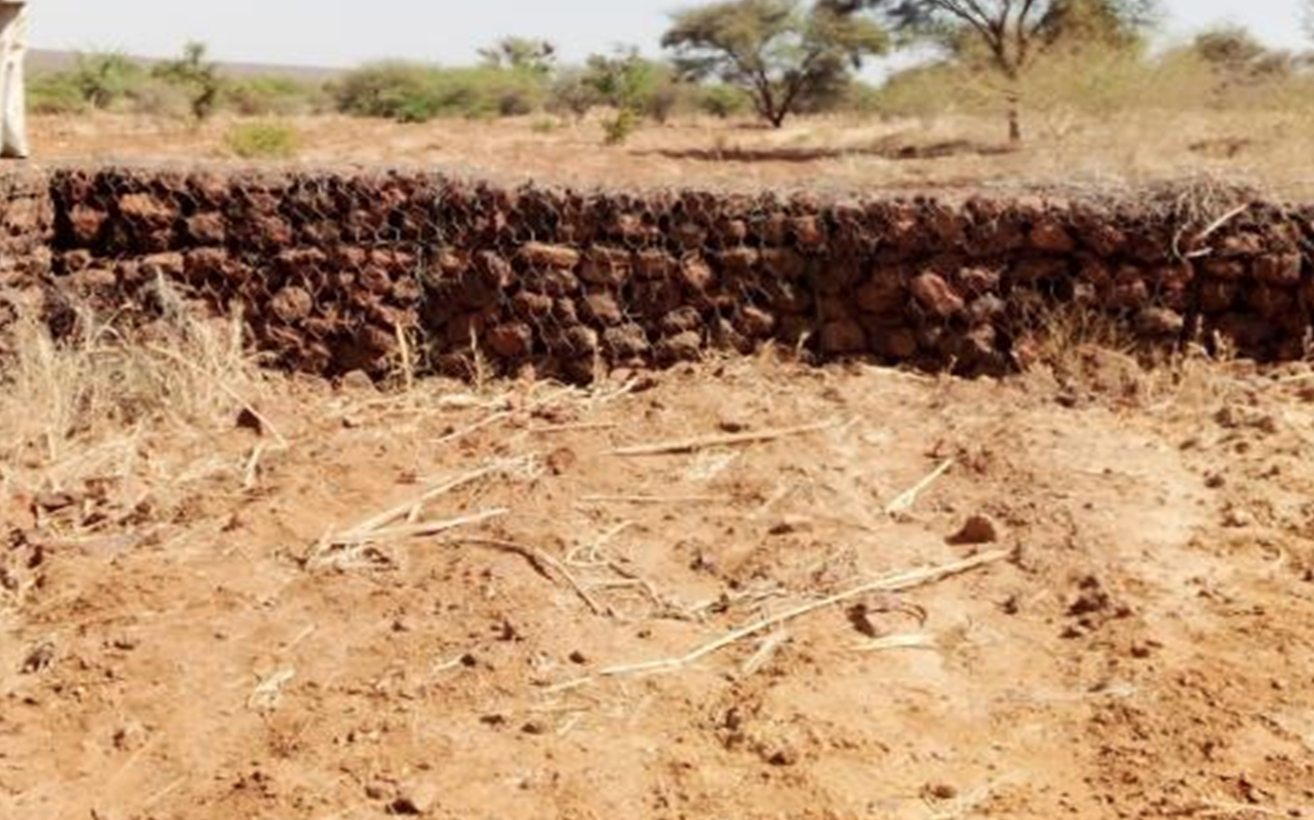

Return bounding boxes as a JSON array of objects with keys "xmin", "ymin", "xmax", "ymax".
[
  {"xmin": 697, "ymin": 84, "xmax": 753, "ymax": 118},
  {"xmin": 226, "ymin": 121, "xmax": 300, "ymax": 159},
  {"xmin": 30, "ymin": 73, "xmax": 88, "ymax": 115},
  {"xmin": 334, "ymin": 62, "xmax": 549, "ymax": 122},
  {"xmin": 224, "ymin": 76, "xmax": 324, "ymax": 116},
  {"xmin": 869, "ymin": 42, "xmax": 1314, "ymax": 127},
  {"xmin": 152, "ymin": 41, "xmax": 223, "ymax": 121}
]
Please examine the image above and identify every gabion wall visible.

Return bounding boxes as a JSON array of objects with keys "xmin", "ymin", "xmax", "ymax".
[{"xmin": 1, "ymin": 166, "xmax": 1311, "ymax": 380}]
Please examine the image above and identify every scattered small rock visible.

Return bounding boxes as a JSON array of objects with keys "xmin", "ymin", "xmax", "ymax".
[
  {"xmin": 545, "ymin": 447, "xmax": 578, "ymax": 476},
  {"xmin": 1223, "ymin": 507, "xmax": 1255, "ymax": 529},
  {"xmin": 390, "ymin": 779, "xmax": 440, "ymax": 816},
  {"xmin": 568, "ymin": 650, "xmax": 588, "ymax": 665},
  {"xmin": 948, "ymin": 514, "xmax": 1001, "ymax": 546},
  {"xmin": 364, "ymin": 781, "xmax": 392, "ymax": 801},
  {"xmin": 338, "ymin": 370, "xmax": 375, "ymax": 392},
  {"xmin": 923, "ymin": 783, "xmax": 959, "ymax": 801},
  {"xmin": 768, "ymin": 515, "xmax": 812, "ymax": 536},
  {"xmin": 521, "ymin": 719, "xmax": 551, "ymax": 736}
]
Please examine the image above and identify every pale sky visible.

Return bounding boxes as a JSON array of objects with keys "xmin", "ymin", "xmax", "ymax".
[{"xmin": 30, "ymin": 0, "xmax": 1312, "ymax": 69}]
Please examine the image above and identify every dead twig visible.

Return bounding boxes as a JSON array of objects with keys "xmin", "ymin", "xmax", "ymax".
[
  {"xmin": 558, "ymin": 549, "xmax": 1011, "ymax": 686},
  {"xmin": 885, "ymin": 459, "xmax": 955, "ymax": 515},
  {"xmin": 578, "ymin": 494, "xmax": 728, "ymax": 506},
  {"xmin": 147, "ymin": 344, "xmax": 288, "ymax": 448},
  {"xmin": 607, "ymin": 419, "xmax": 844, "ymax": 457},
  {"xmin": 530, "ymin": 422, "xmax": 620, "ymax": 435},
  {"xmin": 451, "ymin": 537, "xmax": 605, "ymax": 616},
  {"xmin": 345, "ymin": 457, "xmax": 533, "ymax": 537},
  {"xmin": 853, "ymin": 632, "xmax": 937, "ymax": 652},
  {"xmin": 328, "ymin": 509, "xmax": 509, "ymax": 547}
]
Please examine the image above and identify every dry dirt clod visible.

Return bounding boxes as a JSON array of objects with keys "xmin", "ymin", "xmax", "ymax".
[{"xmin": 948, "ymin": 514, "xmax": 1002, "ymax": 546}]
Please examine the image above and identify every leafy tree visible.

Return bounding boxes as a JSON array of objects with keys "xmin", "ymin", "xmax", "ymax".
[
  {"xmin": 1036, "ymin": 0, "xmax": 1159, "ymax": 51},
  {"xmin": 837, "ymin": 0, "xmax": 1159, "ymax": 142},
  {"xmin": 661, "ymin": 0, "xmax": 888, "ymax": 128},
  {"xmin": 1190, "ymin": 25, "xmax": 1292, "ymax": 84},
  {"xmin": 478, "ymin": 37, "xmax": 558, "ymax": 76},
  {"xmin": 152, "ymin": 41, "xmax": 222, "ymax": 121},
  {"xmin": 72, "ymin": 51, "xmax": 146, "ymax": 110},
  {"xmin": 547, "ymin": 67, "xmax": 604, "ymax": 120}
]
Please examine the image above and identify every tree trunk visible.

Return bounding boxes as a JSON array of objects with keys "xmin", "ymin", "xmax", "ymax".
[{"xmin": 1005, "ymin": 84, "xmax": 1023, "ymax": 144}]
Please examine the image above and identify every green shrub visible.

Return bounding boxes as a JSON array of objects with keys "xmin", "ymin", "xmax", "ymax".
[
  {"xmin": 224, "ymin": 76, "xmax": 323, "ymax": 116},
  {"xmin": 697, "ymin": 84, "xmax": 752, "ymax": 118},
  {"xmin": 603, "ymin": 109, "xmax": 640, "ymax": 145},
  {"xmin": 226, "ymin": 121, "xmax": 300, "ymax": 159},
  {"xmin": 30, "ymin": 72, "xmax": 88, "ymax": 114},
  {"xmin": 334, "ymin": 62, "xmax": 549, "ymax": 122}
]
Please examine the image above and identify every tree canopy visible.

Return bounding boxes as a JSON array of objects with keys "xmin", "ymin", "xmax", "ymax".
[
  {"xmin": 832, "ymin": 0, "xmax": 1160, "ymax": 141},
  {"xmin": 662, "ymin": 0, "xmax": 889, "ymax": 127}
]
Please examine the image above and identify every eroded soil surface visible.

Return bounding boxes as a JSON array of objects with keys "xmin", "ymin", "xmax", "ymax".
[{"xmin": 4, "ymin": 353, "xmax": 1314, "ymax": 819}]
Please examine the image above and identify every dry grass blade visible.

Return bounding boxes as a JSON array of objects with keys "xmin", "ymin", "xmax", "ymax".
[
  {"xmin": 740, "ymin": 631, "xmax": 791, "ymax": 678},
  {"xmin": 147, "ymin": 343, "xmax": 288, "ymax": 449},
  {"xmin": 450, "ymin": 537, "xmax": 606, "ymax": 615},
  {"xmin": 853, "ymin": 632, "xmax": 937, "ymax": 652},
  {"xmin": 328, "ymin": 508, "xmax": 509, "ymax": 547},
  {"xmin": 248, "ymin": 669, "xmax": 295, "ymax": 711},
  {"xmin": 885, "ymin": 459, "xmax": 955, "ymax": 515},
  {"xmin": 343, "ymin": 457, "xmax": 534, "ymax": 537},
  {"xmin": 530, "ymin": 422, "xmax": 620, "ymax": 435},
  {"xmin": 607, "ymin": 419, "xmax": 845, "ymax": 457},
  {"xmin": 559, "ymin": 549, "xmax": 1011, "ymax": 685},
  {"xmin": 578, "ymin": 494, "xmax": 729, "ymax": 506}
]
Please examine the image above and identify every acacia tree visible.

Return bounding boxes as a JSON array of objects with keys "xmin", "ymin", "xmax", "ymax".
[
  {"xmin": 152, "ymin": 41, "xmax": 222, "ymax": 121},
  {"xmin": 662, "ymin": 0, "xmax": 888, "ymax": 128},
  {"xmin": 479, "ymin": 37, "xmax": 558, "ymax": 76},
  {"xmin": 839, "ymin": 0, "xmax": 1158, "ymax": 142}
]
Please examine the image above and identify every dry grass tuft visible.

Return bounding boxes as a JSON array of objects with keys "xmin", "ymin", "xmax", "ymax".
[{"xmin": 0, "ymin": 298, "xmax": 274, "ymax": 513}]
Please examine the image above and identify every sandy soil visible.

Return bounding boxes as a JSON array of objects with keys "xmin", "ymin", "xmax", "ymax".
[
  {"xmin": 27, "ymin": 110, "xmax": 1314, "ymax": 197},
  {"xmin": 4, "ymin": 349, "xmax": 1314, "ymax": 820}
]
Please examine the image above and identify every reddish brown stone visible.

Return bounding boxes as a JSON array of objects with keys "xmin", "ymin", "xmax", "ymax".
[
  {"xmin": 1029, "ymin": 219, "xmax": 1076, "ymax": 253},
  {"xmin": 634, "ymin": 249, "xmax": 675, "ymax": 279},
  {"xmin": 488, "ymin": 322, "xmax": 534, "ymax": 358},
  {"xmin": 187, "ymin": 212, "xmax": 226, "ymax": 245},
  {"xmin": 140, "ymin": 252, "xmax": 184, "ymax": 280},
  {"xmin": 790, "ymin": 216, "xmax": 824, "ymax": 248},
  {"xmin": 910, "ymin": 273, "xmax": 965, "ymax": 318},
  {"xmin": 68, "ymin": 205, "xmax": 107, "ymax": 246},
  {"xmin": 511, "ymin": 291, "xmax": 553, "ymax": 318},
  {"xmin": 1253, "ymin": 253, "xmax": 1303, "ymax": 288},
  {"xmin": 272, "ymin": 286, "xmax": 314, "ymax": 323},
  {"xmin": 856, "ymin": 273, "xmax": 905, "ymax": 314},
  {"xmin": 520, "ymin": 242, "xmax": 581, "ymax": 269},
  {"xmin": 1202, "ymin": 258, "xmax": 1247, "ymax": 280},
  {"xmin": 603, "ymin": 324, "xmax": 652, "ymax": 358},
  {"xmin": 655, "ymin": 331, "xmax": 703, "ymax": 363},
  {"xmin": 583, "ymin": 290, "xmax": 624, "ymax": 326},
  {"xmin": 118, "ymin": 193, "xmax": 175, "ymax": 228},
  {"xmin": 680, "ymin": 254, "xmax": 714, "ymax": 292},
  {"xmin": 580, "ymin": 247, "xmax": 632, "ymax": 287},
  {"xmin": 761, "ymin": 248, "xmax": 807, "ymax": 280},
  {"xmin": 821, "ymin": 319, "xmax": 867, "ymax": 354},
  {"xmin": 736, "ymin": 306, "xmax": 777, "ymax": 338}
]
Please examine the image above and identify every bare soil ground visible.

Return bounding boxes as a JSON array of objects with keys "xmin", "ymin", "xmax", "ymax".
[
  {"xmin": 28, "ymin": 110, "xmax": 1314, "ymax": 196},
  {"xmin": 4, "ymin": 341, "xmax": 1314, "ymax": 820}
]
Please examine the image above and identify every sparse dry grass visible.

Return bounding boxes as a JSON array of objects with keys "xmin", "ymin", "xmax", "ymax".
[
  {"xmin": 26, "ymin": 105, "xmax": 1314, "ymax": 197},
  {"xmin": 0, "ymin": 296, "xmax": 273, "ymax": 528}
]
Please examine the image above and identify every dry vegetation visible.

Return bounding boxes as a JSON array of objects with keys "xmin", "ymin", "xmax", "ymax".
[
  {"xmin": 8, "ymin": 10, "xmax": 1314, "ymax": 817},
  {"xmin": 27, "ymin": 107, "xmax": 1314, "ymax": 197},
  {"xmin": 5, "ymin": 303, "xmax": 1314, "ymax": 818}
]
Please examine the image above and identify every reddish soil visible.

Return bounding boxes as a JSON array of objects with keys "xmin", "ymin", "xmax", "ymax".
[{"xmin": 4, "ymin": 352, "xmax": 1314, "ymax": 820}]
